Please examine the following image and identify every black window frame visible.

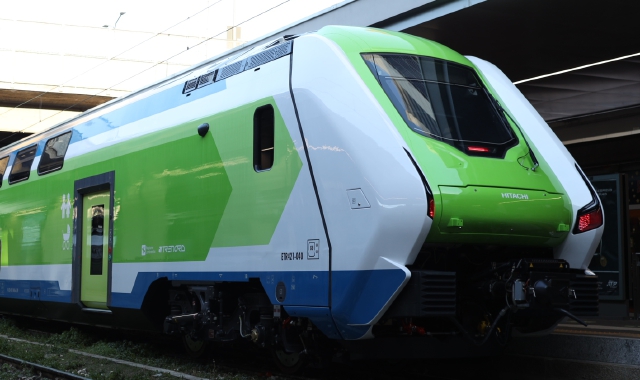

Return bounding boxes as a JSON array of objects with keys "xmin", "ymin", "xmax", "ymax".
[
  {"xmin": 362, "ymin": 53, "xmax": 519, "ymax": 158},
  {"xmin": 38, "ymin": 131, "xmax": 73, "ymax": 176},
  {"xmin": 253, "ymin": 104, "xmax": 275, "ymax": 172},
  {"xmin": 8, "ymin": 144, "xmax": 38, "ymax": 185},
  {"xmin": 0, "ymin": 156, "xmax": 9, "ymax": 188}
]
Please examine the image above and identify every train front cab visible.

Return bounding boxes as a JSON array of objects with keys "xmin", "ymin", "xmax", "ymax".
[{"xmin": 294, "ymin": 26, "xmax": 604, "ymax": 356}]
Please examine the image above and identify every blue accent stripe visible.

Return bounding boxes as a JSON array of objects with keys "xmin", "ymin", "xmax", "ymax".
[
  {"xmin": 1, "ymin": 267, "xmax": 407, "ymax": 341},
  {"xmin": 111, "ymin": 270, "xmax": 330, "ymax": 309},
  {"xmin": 0, "ymin": 280, "xmax": 71, "ymax": 303},
  {"xmin": 332, "ymin": 269, "xmax": 407, "ymax": 339},
  {"xmin": 68, "ymin": 80, "xmax": 226, "ymax": 146}
]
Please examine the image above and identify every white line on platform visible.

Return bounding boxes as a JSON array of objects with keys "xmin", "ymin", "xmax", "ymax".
[{"xmin": 558, "ymin": 324, "xmax": 640, "ymax": 332}]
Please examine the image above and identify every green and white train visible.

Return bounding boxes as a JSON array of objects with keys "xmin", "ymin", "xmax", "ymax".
[{"xmin": 0, "ymin": 26, "xmax": 602, "ymax": 368}]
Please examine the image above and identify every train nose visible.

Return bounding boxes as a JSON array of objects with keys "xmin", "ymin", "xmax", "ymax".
[{"xmin": 431, "ymin": 185, "xmax": 572, "ymax": 245}]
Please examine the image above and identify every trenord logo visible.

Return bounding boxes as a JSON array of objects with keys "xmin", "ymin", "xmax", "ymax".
[{"xmin": 158, "ymin": 245, "xmax": 186, "ymax": 253}]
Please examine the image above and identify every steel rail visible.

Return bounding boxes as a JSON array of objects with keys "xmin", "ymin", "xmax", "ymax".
[{"xmin": 0, "ymin": 353, "xmax": 91, "ymax": 380}]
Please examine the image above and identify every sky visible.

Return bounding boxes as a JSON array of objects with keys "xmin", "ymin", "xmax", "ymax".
[{"xmin": 0, "ymin": 0, "xmax": 347, "ymax": 134}]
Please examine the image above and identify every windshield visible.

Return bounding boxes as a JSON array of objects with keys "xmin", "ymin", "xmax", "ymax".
[{"xmin": 362, "ymin": 53, "xmax": 517, "ymax": 157}]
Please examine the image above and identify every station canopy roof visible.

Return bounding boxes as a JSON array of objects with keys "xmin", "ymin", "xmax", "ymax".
[
  {"xmin": 396, "ymin": 0, "xmax": 640, "ymax": 143},
  {"xmin": 0, "ymin": 0, "xmax": 344, "ymax": 145},
  {"xmin": 2, "ymin": 0, "xmax": 640, "ymax": 148}
]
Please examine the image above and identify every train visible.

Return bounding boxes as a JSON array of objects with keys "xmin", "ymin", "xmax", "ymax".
[{"xmin": 0, "ymin": 25, "xmax": 603, "ymax": 371}]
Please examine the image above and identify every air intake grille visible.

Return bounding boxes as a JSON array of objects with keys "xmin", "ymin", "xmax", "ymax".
[
  {"xmin": 197, "ymin": 71, "xmax": 216, "ymax": 89},
  {"xmin": 569, "ymin": 274, "xmax": 599, "ymax": 316},
  {"xmin": 181, "ymin": 38, "xmax": 293, "ymax": 94},
  {"xmin": 385, "ymin": 270, "xmax": 456, "ymax": 318},
  {"xmin": 182, "ymin": 78, "xmax": 198, "ymax": 94},
  {"xmin": 217, "ymin": 60, "xmax": 245, "ymax": 81},
  {"xmin": 245, "ymin": 41, "xmax": 292, "ymax": 70}
]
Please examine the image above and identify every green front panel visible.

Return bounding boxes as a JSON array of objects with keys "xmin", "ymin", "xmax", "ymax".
[
  {"xmin": 319, "ymin": 26, "xmax": 573, "ymax": 246},
  {"xmin": 80, "ymin": 190, "xmax": 110, "ymax": 309},
  {"xmin": 432, "ymin": 186, "xmax": 571, "ymax": 246},
  {"xmin": 319, "ymin": 26, "xmax": 561, "ymax": 191}
]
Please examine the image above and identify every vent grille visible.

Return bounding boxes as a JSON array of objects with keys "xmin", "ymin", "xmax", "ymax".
[
  {"xmin": 569, "ymin": 274, "xmax": 599, "ymax": 316},
  {"xmin": 217, "ymin": 60, "xmax": 244, "ymax": 81},
  {"xmin": 197, "ymin": 71, "xmax": 216, "ymax": 89},
  {"xmin": 245, "ymin": 41, "xmax": 292, "ymax": 70},
  {"xmin": 385, "ymin": 270, "xmax": 456, "ymax": 318},
  {"xmin": 182, "ymin": 39, "xmax": 293, "ymax": 94},
  {"xmin": 182, "ymin": 78, "xmax": 198, "ymax": 94}
]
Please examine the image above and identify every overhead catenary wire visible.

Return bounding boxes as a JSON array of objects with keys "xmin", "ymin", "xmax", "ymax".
[
  {"xmin": 0, "ymin": 0, "xmax": 225, "ymax": 121},
  {"xmin": 0, "ymin": 0, "xmax": 291, "ymax": 146}
]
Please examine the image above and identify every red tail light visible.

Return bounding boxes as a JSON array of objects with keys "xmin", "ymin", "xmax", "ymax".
[
  {"xmin": 428, "ymin": 197, "xmax": 435, "ymax": 219},
  {"xmin": 467, "ymin": 146, "xmax": 490, "ymax": 153},
  {"xmin": 573, "ymin": 164, "xmax": 603, "ymax": 234},
  {"xmin": 577, "ymin": 207, "xmax": 603, "ymax": 233}
]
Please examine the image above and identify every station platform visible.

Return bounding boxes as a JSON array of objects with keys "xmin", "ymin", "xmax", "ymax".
[
  {"xmin": 503, "ymin": 318, "xmax": 640, "ymax": 379},
  {"xmin": 554, "ymin": 318, "xmax": 640, "ymax": 339}
]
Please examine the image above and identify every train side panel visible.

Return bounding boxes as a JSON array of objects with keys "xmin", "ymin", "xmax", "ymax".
[
  {"xmin": 291, "ymin": 34, "xmax": 431, "ymax": 339},
  {"xmin": 0, "ymin": 51, "xmax": 329, "ymax": 324}
]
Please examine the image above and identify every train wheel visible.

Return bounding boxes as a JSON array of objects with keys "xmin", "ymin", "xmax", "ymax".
[
  {"xmin": 182, "ymin": 335, "xmax": 209, "ymax": 358},
  {"xmin": 272, "ymin": 348, "xmax": 306, "ymax": 374}
]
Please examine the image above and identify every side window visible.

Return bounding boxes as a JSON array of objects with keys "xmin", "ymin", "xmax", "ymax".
[
  {"xmin": 9, "ymin": 145, "xmax": 37, "ymax": 184},
  {"xmin": 90, "ymin": 205, "xmax": 105, "ymax": 275},
  {"xmin": 38, "ymin": 131, "xmax": 72, "ymax": 175},
  {"xmin": 0, "ymin": 156, "xmax": 8, "ymax": 188},
  {"xmin": 253, "ymin": 105, "xmax": 274, "ymax": 172}
]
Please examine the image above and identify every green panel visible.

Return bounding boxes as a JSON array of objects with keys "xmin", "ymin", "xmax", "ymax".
[
  {"xmin": 209, "ymin": 99, "xmax": 303, "ymax": 247},
  {"xmin": 81, "ymin": 190, "xmax": 110, "ymax": 309},
  {"xmin": 0, "ymin": 229, "xmax": 7, "ymax": 266},
  {"xmin": 319, "ymin": 26, "xmax": 473, "ymax": 67},
  {"xmin": 0, "ymin": 96, "xmax": 301, "ymax": 266},
  {"xmin": 0, "ymin": 175, "xmax": 68, "ymax": 266},
  {"xmin": 107, "ymin": 120, "xmax": 232, "ymax": 263},
  {"xmin": 430, "ymin": 185, "xmax": 571, "ymax": 246}
]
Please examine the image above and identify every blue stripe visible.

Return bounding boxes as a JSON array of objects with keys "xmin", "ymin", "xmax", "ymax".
[
  {"xmin": 111, "ymin": 270, "xmax": 330, "ymax": 309},
  {"xmin": 332, "ymin": 269, "xmax": 407, "ymax": 339},
  {"xmin": 0, "ymin": 280, "xmax": 71, "ymax": 303},
  {"xmin": 68, "ymin": 80, "xmax": 226, "ymax": 146},
  {"xmin": 1, "ymin": 267, "xmax": 407, "ymax": 341}
]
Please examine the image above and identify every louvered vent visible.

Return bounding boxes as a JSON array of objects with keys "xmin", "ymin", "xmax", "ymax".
[
  {"xmin": 245, "ymin": 41, "xmax": 293, "ymax": 70},
  {"xmin": 217, "ymin": 61, "xmax": 245, "ymax": 81},
  {"xmin": 197, "ymin": 71, "xmax": 216, "ymax": 89},
  {"xmin": 182, "ymin": 38, "xmax": 293, "ymax": 93},
  {"xmin": 385, "ymin": 270, "xmax": 456, "ymax": 318},
  {"xmin": 569, "ymin": 274, "xmax": 599, "ymax": 316},
  {"xmin": 182, "ymin": 78, "xmax": 198, "ymax": 94}
]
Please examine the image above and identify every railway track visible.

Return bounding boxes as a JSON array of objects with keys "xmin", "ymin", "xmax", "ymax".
[
  {"xmin": 0, "ymin": 316, "xmax": 471, "ymax": 380},
  {"xmin": 0, "ymin": 353, "xmax": 91, "ymax": 380},
  {"xmin": 7, "ymin": 316, "xmax": 640, "ymax": 380},
  {"xmin": 0, "ymin": 316, "xmax": 538, "ymax": 380}
]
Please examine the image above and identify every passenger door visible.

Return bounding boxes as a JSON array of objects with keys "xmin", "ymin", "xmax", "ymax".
[
  {"xmin": 80, "ymin": 190, "xmax": 111, "ymax": 309},
  {"xmin": 72, "ymin": 172, "xmax": 115, "ymax": 311}
]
